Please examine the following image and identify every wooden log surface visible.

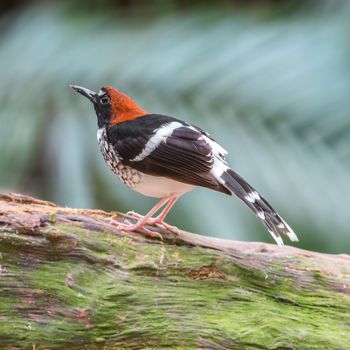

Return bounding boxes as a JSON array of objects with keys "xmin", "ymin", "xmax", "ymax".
[{"xmin": 0, "ymin": 193, "xmax": 349, "ymax": 350}]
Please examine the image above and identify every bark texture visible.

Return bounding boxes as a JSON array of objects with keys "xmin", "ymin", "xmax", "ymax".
[{"xmin": 0, "ymin": 193, "xmax": 349, "ymax": 350}]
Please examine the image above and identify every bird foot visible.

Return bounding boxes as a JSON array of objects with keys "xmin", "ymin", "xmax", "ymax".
[
  {"xmin": 126, "ymin": 211, "xmax": 144, "ymax": 220},
  {"xmin": 154, "ymin": 221, "xmax": 180, "ymax": 234},
  {"xmin": 126, "ymin": 211, "xmax": 179, "ymax": 234},
  {"xmin": 109, "ymin": 218, "xmax": 163, "ymax": 240}
]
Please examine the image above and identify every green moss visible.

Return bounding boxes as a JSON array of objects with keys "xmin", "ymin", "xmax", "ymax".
[
  {"xmin": 1, "ymin": 220, "xmax": 350, "ymax": 349},
  {"xmin": 49, "ymin": 212, "xmax": 56, "ymax": 223}
]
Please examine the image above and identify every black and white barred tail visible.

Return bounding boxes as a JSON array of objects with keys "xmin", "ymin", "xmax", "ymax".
[{"xmin": 220, "ymin": 169, "xmax": 298, "ymax": 246}]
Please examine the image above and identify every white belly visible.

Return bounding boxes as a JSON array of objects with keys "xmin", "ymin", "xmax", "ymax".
[
  {"xmin": 97, "ymin": 128, "xmax": 195, "ymax": 198},
  {"xmin": 133, "ymin": 173, "xmax": 195, "ymax": 198}
]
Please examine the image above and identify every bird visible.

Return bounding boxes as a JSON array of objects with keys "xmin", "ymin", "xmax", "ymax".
[{"xmin": 70, "ymin": 84, "xmax": 298, "ymax": 246}]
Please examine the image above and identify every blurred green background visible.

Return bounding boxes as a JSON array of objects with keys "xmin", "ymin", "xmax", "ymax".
[{"xmin": 1, "ymin": 0, "xmax": 349, "ymax": 253}]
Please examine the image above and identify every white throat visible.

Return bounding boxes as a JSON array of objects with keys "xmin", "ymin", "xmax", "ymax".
[{"xmin": 97, "ymin": 128, "xmax": 105, "ymax": 142}]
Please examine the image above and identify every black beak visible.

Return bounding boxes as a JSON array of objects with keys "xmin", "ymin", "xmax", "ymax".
[{"xmin": 70, "ymin": 84, "xmax": 97, "ymax": 103}]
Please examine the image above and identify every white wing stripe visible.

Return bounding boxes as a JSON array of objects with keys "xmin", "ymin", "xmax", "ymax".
[
  {"xmin": 188, "ymin": 126, "xmax": 228, "ymax": 158},
  {"xmin": 245, "ymin": 191, "xmax": 260, "ymax": 203},
  {"xmin": 131, "ymin": 122, "xmax": 183, "ymax": 162}
]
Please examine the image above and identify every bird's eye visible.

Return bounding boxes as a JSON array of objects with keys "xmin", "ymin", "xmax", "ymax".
[{"xmin": 100, "ymin": 95, "xmax": 110, "ymax": 105}]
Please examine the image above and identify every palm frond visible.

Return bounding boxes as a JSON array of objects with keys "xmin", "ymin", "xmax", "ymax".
[{"xmin": 1, "ymin": 3, "xmax": 349, "ymax": 252}]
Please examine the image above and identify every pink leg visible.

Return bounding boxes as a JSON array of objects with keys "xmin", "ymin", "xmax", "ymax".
[
  {"xmin": 155, "ymin": 196, "xmax": 178, "ymax": 222},
  {"xmin": 112, "ymin": 195, "xmax": 172, "ymax": 238},
  {"xmin": 126, "ymin": 196, "xmax": 173, "ymax": 221},
  {"xmin": 127, "ymin": 196, "xmax": 180, "ymax": 229},
  {"xmin": 152, "ymin": 196, "xmax": 179, "ymax": 223},
  {"xmin": 141, "ymin": 196, "xmax": 180, "ymax": 233}
]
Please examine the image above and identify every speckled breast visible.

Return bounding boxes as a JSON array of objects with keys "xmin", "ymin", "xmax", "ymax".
[{"xmin": 97, "ymin": 128, "xmax": 142, "ymax": 189}]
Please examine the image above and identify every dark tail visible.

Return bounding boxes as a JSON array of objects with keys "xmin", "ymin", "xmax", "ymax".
[{"xmin": 220, "ymin": 168, "xmax": 298, "ymax": 246}]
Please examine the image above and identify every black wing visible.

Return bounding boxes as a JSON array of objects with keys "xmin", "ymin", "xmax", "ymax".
[{"xmin": 107, "ymin": 114, "xmax": 229, "ymax": 193}]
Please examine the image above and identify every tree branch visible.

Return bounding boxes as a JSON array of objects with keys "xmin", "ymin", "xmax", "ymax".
[{"xmin": 0, "ymin": 193, "xmax": 349, "ymax": 349}]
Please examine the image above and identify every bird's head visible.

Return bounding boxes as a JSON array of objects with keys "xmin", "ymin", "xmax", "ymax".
[{"xmin": 70, "ymin": 85, "xmax": 147, "ymax": 128}]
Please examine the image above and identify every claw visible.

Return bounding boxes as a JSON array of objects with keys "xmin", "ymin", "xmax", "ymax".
[
  {"xmin": 126, "ymin": 211, "xmax": 144, "ymax": 220},
  {"xmin": 108, "ymin": 218, "xmax": 132, "ymax": 225},
  {"xmin": 108, "ymin": 218, "xmax": 162, "ymax": 239},
  {"xmin": 124, "ymin": 212, "xmax": 178, "ymax": 233},
  {"xmin": 155, "ymin": 221, "xmax": 180, "ymax": 234},
  {"xmin": 117, "ymin": 222, "xmax": 163, "ymax": 240},
  {"xmin": 127, "ymin": 215, "xmax": 179, "ymax": 235}
]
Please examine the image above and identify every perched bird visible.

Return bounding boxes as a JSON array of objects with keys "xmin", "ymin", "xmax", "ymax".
[{"xmin": 70, "ymin": 84, "xmax": 298, "ymax": 246}]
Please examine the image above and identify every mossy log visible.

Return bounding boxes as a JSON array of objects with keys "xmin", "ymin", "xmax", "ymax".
[{"xmin": 0, "ymin": 193, "xmax": 350, "ymax": 350}]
